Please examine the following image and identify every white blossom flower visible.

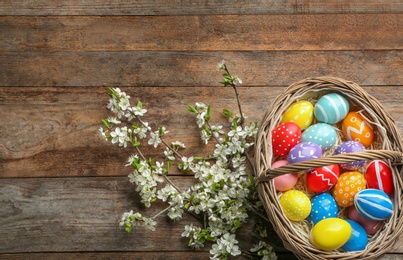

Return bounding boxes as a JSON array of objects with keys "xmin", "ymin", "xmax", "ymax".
[
  {"xmin": 164, "ymin": 148, "xmax": 175, "ymax": 161},
  {"xmin": 201, "ymin": 129, "xmax": 211, "ymax": 144},
  {"xmin": 143, "ymin": 217, "xmax": 157, "ymax": 231},
  {"xmin": 211, "ymin": 125, "xmax": 224, "ymax": 138},
  {"xmin": 110, "ymin": 126, "xmax": 130, "ymax": 147},
  {"xmin": 119, "ymin": 210, "xmax": 134, "ymax": 226},
  {"xmin": 154, "ymin": 161, "xmax": 164, "ymax": 175},
  {"xmin": 232, "ymin": 76, "xmax": 242, "ymax": 85},
  {"xmin": 148, "ymin": 131, "xmax": 161, "ymax": 148},
  {"xmin": 133, "ymin": 123, "xmax": 149, "ymax": 139},
  {"xmin": 126, "ymin": 154, "xmax": 139, "ymax": 166},
  {"xmin": 231, "ymin": 154, "xmax": 246, "ymax": 168},
  {"xmin": 196, "ymin": 112, "xmax": 206, "ymax": 128},
  {"xmin": 107, "ymin": 116, "xmax": 121, "ymax": 124},
  {"xmin": 172, "ymin": 141, "xmax": 186, "ymax": 149},
  {"xmin": 98, "ymin": 127, "xmax": 108, "ymax": 141},
  {"xmin": 217, "ymin": 60, "xmax": 225, "ymax": 70}
]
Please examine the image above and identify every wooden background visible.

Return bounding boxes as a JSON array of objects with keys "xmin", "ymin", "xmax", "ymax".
[{"xmin": 1, "ymin": 1, "xmax": 402, "ymax": 259}]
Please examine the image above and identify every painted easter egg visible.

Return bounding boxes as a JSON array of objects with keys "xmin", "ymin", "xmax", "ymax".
[
  {"xmin": 332, "ymin": 171, "xmax": 366, "ymax": 207},
  {"xmin": 354, "ymin": 189, "xmax": 393, "ymax": 221},
  {"xmin": 342, "ymin": 111, "xmax": 374, "ymax": 147},
  {"xmin": 279, "ymin": 190, "xmax": 311, "ymax": 221},
  {"xmin": 301, "ymin": 123, "xmax": 337, "ymax": 151},
  {"xmin": 272, "ymin": 122, "xmax": 302, "ymax": 156},
  {"xmin": 348, "ymin": 205, "xmax": 384, "ymax": 235},
  {"xmin": 272, "ymin": 160, "xmax": 299, "ymax": 192},
  {"xmin": 310, "ymin": 218, "xmax": 352, "ymax": 251},
  {"xmin": 287, "ymin": 142, "xmax": 322, "ymax": 164},
  {"xmin": 314, "ymin": 93, "xmax": 350, "ymax": 124},
  {"xmin": 308, "ymin": 193, "xmax": 338, "ymax": 226},
  {"xmin": 334, "ymin": 141, "xmax": 366, "ymax": 170},
  {"xmin": 342, "ymin": 220, "xmax": 368, "ymax": 252},
  {"xmin": 307, "ymin": 164, "xmax": 340, "ymax": 193},
  {"xmin": 365, "ymin": 160, "xmax": 394, "ymax": 195},
  {"xmin": 281, "ymin": 100, "xmax": 314, "ymax": 130}
]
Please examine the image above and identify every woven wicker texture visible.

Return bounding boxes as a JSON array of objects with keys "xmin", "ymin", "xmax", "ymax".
[{"xmin": 254, "ymin": 77, "xmax": 403, "ymax": 259}]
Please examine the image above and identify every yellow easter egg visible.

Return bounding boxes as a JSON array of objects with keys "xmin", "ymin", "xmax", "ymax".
[
  {"xmin": 279, "ymin": 190, "xmax": 311, "ymax": 221},
  {"xmin": 281, "ymin": 100, "xmax": 314, "ymax": 130},
  {"xmin": 310, "ymin": 218, "xmax": 352, "ymax": 251}
]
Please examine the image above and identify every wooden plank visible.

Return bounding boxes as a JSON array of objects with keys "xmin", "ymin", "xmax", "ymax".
[
  {"xmin": 0, "ymin": 177, "xmax": 401, "ymax": 257},
  {"xmin": 1, "ymin": 0, "xmax": 403, "ymax": 15},
  {"xmin": 1, "ymin": 14, "xmax": 402, "ymax": 52},
  {"xmin": 0, "ymin": 176, "xmax": 294, "ymax": 257},
  {"xmin": 0, "ymin": 252, "xmax": 402, "ymax": 260},
  {"xmin": 1, "ymin": 51, "xmax": 403, "ymax": 87},
  {"xmin": 1, "ymin": 86, "xmax": 402, "ymax": 178}
]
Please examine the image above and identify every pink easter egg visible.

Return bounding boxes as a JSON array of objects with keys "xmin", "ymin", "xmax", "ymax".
[
  {"xmin": 272, "ymin": 160, "xmax": 298, "ymax": 192},
  {"xmin": 348, "ymin": 205, "xmax": 384, "ymax": 235}
]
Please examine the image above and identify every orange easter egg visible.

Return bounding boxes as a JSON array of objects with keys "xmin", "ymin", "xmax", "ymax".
[
  {"xmin": 342, "ymin": 112, "xmax": 374, "ymax": 147},
  {"xmin": 332, "ymin": 171, "xmax": 366, "ymax": 207}
]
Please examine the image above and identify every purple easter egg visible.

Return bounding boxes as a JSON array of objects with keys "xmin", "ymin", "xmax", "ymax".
[
  {"xmin": 334, "ymin": 141, "xmax": 366, "ymax": 170},
  {"xmin": 287, "ymin": 142, "xmax": 322, "ymax": 164}
]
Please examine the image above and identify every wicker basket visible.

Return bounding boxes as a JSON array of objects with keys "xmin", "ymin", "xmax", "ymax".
[{"xmin": 254, "ymin": 77, "xmax": 403, "ymax": 260}]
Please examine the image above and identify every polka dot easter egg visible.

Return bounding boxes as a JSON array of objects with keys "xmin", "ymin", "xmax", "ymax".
[
  {"xmin": 309, "ymin": 193, "xmax": 338, "ymax": 226},
  {"xmin": 306, "ymin": 164, "xmax": 340, "ymax": 193},
  {"xmin": 287, "ymin": 142, "xmax": 322, "ymax": 164},
  {"xmin": 334, "ymin": 141, "xmax": 366, "ymax": 170},
  {"xmin": 281, "ymin": 100, "xmax": 314, "ymax": 130},
  {"xmin": 365, "ymin": 160, "xmax": 394, "ymax": 195},
  {"xmin": 279, "ymin": 190, "xmax": 311, "ymax": 221},
  {"xmin": 332, "ymin": 171, "xmax": 366, "ymax": 207},
  {"xmin": 301, "ymin": 123, "xmax": 337, "ymax": 151},
  {"xmin": 272, "ymin": 122, "xmax": 302, "ymax": 156},
  {"xmin": 342, "ymin": 111, "xmax": 374, "ymax": 147},
  {"xmin": 314, "ymin": 93, "xmax": 350, "ymax": 124}
]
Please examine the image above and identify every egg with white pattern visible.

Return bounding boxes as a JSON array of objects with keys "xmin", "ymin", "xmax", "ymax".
[
  {"xmin": 301, "ymin": 123, "xmax": 337, "ymax": 151},
  {"xmin": 314, "ymin": 93, "xmax": 350, "ymax": 124}
]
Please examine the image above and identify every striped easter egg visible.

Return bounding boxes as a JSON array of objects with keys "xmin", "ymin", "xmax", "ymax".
[
  {"xmin": 314, "ymin": 93, "xmax": 350, "ymax": 124},
  {"xmin": 354, "ymin": 189, "xmax": 393, "ymax": 221}
]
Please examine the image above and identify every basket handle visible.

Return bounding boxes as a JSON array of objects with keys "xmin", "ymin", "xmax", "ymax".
[{"xmin": 257, "ymin": 150, "xmax": 403, "ymax": 183}]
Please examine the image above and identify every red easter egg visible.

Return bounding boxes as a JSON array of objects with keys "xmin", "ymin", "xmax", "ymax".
[
  {"xmin": 272, "ymin": 122, "xmax": 302, "ymax": 156},
  {"xmin": 348, "ymin": 205, "xmax": 384, "ymax": 235},
  {"xmin": 307, "ymin": 164, "xmax": 340, "ymax": 193},
  {"xmin": 365, "ymin": 160, "xmax": 394, "ymax": 195}
]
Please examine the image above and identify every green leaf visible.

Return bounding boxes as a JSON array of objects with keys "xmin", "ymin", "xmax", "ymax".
[
  {"xmin": 222, "ymin": 109, "xmax": 233, "ymax": 118},
  {"xmin": 187, "ymin": 105, "xmax": 197, "ymax": 113},
  {"xmin": 101, "ymin": 119, "xmax": 110, "ymax": 128},
  {"xmin": 205, "ymin": 105, "xmax": 211, "ymax": 121},
  {"xmin": 137, "ymin": 100, "xmax": 143, "ymax": 108}
]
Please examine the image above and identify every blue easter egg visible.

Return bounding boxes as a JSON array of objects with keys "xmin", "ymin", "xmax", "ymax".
[
  {"xmin": 301, "ymin": 123, "xmax": 337, "ymax": 151},
  {"xmin": 309, "ymin": 193, "xmax": 338, "ymax": 226},
  {"xmin": 342, "ymin": 220, "xmax": 368, "ymax": 251},
  {"xmin": 314, "ymin": 93, "xmax": 350, "ymax": 124},
  {"xmin": 354, "ymin": 189, "xmax": 393, "ymax": 221}
]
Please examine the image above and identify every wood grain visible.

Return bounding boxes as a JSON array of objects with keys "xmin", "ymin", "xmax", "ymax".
[
  {"xmin": 1, "ymin": 0, "xmax": 403, "ymax": 15},
  {"xmin": 1, "ymin": 86, "xmax": 402, "ymax": 178},
  {"xmin": 0, "ymin": 176, "xmax": 401, "ymax": 258},
  {"xmin": 1, "ymin": 14, "xmax": 402, "ymax": 52},
  {"xmin": 0, "ymin": 176, "xmax": 295, "ymax": 258},
  {"xmin": 2, "ymin": 51, "xmax": 403, "ymax": 87}
]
